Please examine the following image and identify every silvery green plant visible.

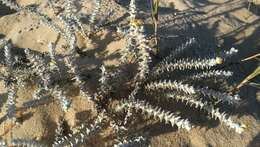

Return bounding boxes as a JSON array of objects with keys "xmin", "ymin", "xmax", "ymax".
[
  {"xmin": 53, "ymin": 113, "xmax": 106, "ymax": 147},
  {"xmin": 0, "ymin": 0, "xmax": 20, "ymax": 10},
  {"xmin": 54, "ymin": 118, "xmax": 65, "ymax": 143},
  {"xmin": 114, "ymin": 0, "xmax": 243, "ymax": 134},
  {"xmin": 119, "ymin": 0, "xmax": 140, "ymax": 63},
  {"xmin": 24, "ymin": 48, "xmax": 71, "ymax": 111},
  {"xmin": 0, "ymin": 0, "xmax": 246, "ymax": 146},
  {"xmin": 89, "ymin": 0, "xmax": 102, "ymax": 24},
  {"xmin": 3, "ymin": 41, "xmax": 18, "ymax": 119}
]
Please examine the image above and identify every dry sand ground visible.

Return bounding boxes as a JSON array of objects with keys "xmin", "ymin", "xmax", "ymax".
[{"xmin": 0, "ymin": 0, "xmax": 259, "ymax": 146}]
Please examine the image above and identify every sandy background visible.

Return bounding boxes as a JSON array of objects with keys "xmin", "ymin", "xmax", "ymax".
[{"xmin": 0, "ymin": 0, "xmax": 259, "ymax": 146}]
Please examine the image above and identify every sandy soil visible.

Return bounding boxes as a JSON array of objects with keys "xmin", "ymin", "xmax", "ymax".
[{"xmin": 0, "ymin": 0, "xmax": 259, "ymax": 147}]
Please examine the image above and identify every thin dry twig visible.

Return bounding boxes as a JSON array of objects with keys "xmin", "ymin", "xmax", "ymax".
[{"xmin": 241, "ymin": 53, "xmax": 260, "ymax": 62}]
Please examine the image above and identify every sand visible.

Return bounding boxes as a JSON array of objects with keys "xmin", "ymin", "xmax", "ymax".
[{"xmin": 0, "ymin": 0, "xmax": 259, "ymax": 146}]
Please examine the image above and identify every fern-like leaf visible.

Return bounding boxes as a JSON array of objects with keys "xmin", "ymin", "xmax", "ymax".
[
  {"xmin": 53, "ymin": 113, "xmax": 106, "ymax": 147},
  {"xmin": 117, "ymin": 99, "xmax": 192, "ymax": 131},
  {"xmin": 187, "ymin": 70, "xmax": 233, "ymax": 80},
  {"xmin": 145, "ymin": 80, "xmax": 196, "ymax": 94},
  {"xmin": 166, "ymin": 93, "xmax": 244, "ymax": 133}
]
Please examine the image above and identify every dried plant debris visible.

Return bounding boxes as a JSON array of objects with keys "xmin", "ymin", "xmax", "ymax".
[
  {"xmin": 11, "ymin": 139, "xmax": 47, "ymax": 147},
  {"xmin": 0, "ymin": 0, "xmax": 247, "ymax": 146}
]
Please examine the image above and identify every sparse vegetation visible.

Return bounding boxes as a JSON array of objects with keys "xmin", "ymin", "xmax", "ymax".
[{"xmin": 0, "ymin": 0, "xmax": 259, "ymax": 146}]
